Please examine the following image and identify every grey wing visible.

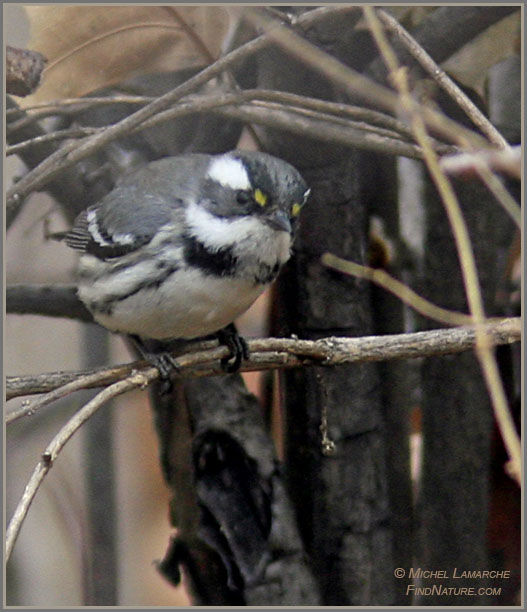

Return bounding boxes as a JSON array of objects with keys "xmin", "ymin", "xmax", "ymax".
[
  {"xmin": 65, "ymin": 155, "xmax": 209, "ymax": 260},
  {"xmin": 65, "ymin": 181, "xmax": 184, "ymax": 260}
]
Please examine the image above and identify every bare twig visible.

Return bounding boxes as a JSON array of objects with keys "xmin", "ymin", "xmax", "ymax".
[
  {"xmin": 375, "ymin": 8, "xmax": 511, "ymax": 150},
  {"xmin": 243, "ymin": 7, "xmax": 490, "ymax": 149},
  {"xmin": 322, "ymin": 253, "xmax": 474, "ymax": 326},
  {"xmin": 372, "ymin": 9, "xmax": 520, "ymax": 229},
  {"xmin": 6, "ymin": 95, "xmax": 153, "ymax": 132},
  {"xmin": 440, "ymin": 151, "xmax": 521, "ymax": 229},
  {"xmin": 6, "ymin": 89, "xmax": 418, "ymax": 145},
  {"xmin": 5, "ymin": 370, "xmax": 156, "ymax": 562},
  {"xmin": 8, "ymin": 90, "xmax": 448, "ymax": 163},
  {"xmin": 6, "ymin": 363, "xmax": 149, "ymax": 423},
  {"xmin": 7, "ymin": 126, "xmax": 102, "ymax": 156},
  {"xmin": 213, "ymin": 103, "xmax": 428, "ymax": 159},
  {"xmin": 372, "ymin": 9, "xmax": 521, "ymax": 230},
  {"xmin": 4, "ymin": 6, "xmax": 359, "ymax": 211},
  {"xmin": 7, "ymin": 5, "xmax": 496, "ymax": 214},
  {"xmin": 5, "ymin": 320, "xmax": 520, "ymax": 558},
  {"xmin": 6, "ymin": 319, "xmax": 521, "ymax": 405},
  {"xmin": 440, "ymin": 146, "xmax": 521, "ymax": 180},
  {"xmin": 364, "ymin": 7, "xmax": 521, "ymax": 486}
]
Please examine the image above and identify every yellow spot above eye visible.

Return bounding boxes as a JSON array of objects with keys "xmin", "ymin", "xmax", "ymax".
[
  {"xmin": 254, "ymin": 188, "xmax": 267, "ymax": 207},
  {"xmin": 292, "ymin": 203, "xmax": 302, "ymax": 217}
]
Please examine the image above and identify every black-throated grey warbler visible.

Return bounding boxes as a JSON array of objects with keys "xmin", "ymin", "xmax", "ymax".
[{"xmin": 62, "ymin": 150, "xmax": 310, "ymax": 373}]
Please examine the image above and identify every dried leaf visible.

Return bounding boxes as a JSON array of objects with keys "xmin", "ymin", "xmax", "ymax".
[{"xmin": 22, "ymin": 6, "xmax": 232, "ymax": 104}]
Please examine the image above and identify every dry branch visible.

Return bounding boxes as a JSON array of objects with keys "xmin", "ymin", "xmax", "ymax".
[
  {"xmin": 5, "ymin": 318, "xmax": 520, "ymax": 563},
  {"xmin": 5, "ymin": 6, "xmax": 357, "ymax": 213},
  {"xmin": 364, "ymin": 6, "xmax": 521, "ymax": 485},
  {"xmin": 374, "ymin": 9, "xmax": 510, "ymax": 150},
  {"xmin": 5, "ymin": 370, "xmax": 156, "ymax": 562},
  {"xmin": 6, "ymin": 318, "xmax": 521, "ymax": 407}
]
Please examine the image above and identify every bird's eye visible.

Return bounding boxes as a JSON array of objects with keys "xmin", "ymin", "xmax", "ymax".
[{"xmin": 236, "ymin": 190, "xmax": 251, "ymax": 205}]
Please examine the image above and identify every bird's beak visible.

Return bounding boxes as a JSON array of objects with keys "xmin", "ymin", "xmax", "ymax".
[{"xmin": 265, "ymin": 209, "xmax": 292, "ymax": 233}]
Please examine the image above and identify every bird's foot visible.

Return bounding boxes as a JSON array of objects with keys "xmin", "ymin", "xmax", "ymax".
[
  {"xmin": 216, "ymin": 324, "xmax": 249, "ymax": 373},
  {"xmin": 129, "ymin": 335, "xmax": 180, "ymax": 392}
]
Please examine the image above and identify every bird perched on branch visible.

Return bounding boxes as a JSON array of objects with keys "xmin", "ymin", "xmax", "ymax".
[{"xmin": 59, "ymin": 150, "xmax": 310, "ymax": 375}]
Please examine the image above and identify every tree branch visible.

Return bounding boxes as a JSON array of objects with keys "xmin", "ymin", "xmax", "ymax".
[
  {"xmin": 4, "ymin": 6, "xmax": 360, "ymax": 213},
  {"xmin": 7, "ymin": 284, "xmax": 93, "ymax": 322},
  {"xmin": 374, "ymin": 8, "xmax": 510, "ymax": 150},
  {"xmin": 6, "ymin": 318, "xmax": 521, "ymax": 407},
  {"xmin": 6, "ymin": 317, "xmax": 520, "ymax": 571},
  {"xmin": 5, "ymin": 370, "xmax": 157, "ymax": 563},
  {"xmin": 244, "ymin": 7, "xmax": 490, "ymax": 150},
  {"xmin": 364, "ymin": 5, "xmax": 521, "ymax": 484},
  {"xmin": 7, "ymin": 90, "xmax": 456, "ymax": 164}
]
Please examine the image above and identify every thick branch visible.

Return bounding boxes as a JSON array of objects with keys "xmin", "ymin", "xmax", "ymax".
[
  {"xmin": 7, "ymin": 284, "xmax": 93, "ymax": 322},
  {"xmin": 6, "ymin": 318, "xmax": 520, "ymax": 405}
]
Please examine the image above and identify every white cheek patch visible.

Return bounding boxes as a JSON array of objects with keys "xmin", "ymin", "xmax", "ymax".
[
  {"xmin": 185, "ymin": 202, "xmax": 259, "ymax": 250},
  {"xmin": 207, "ymin": 155, "xmax": 251, "ymax": 190}
]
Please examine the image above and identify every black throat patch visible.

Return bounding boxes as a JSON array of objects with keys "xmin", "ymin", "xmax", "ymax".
[{"xmin": 183, "ymin": 234, "xmax": 238, "ymax": 277}]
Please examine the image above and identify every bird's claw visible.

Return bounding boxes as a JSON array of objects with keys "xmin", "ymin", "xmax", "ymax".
[{"xmin": 216, "ymin": 324, "xmax": 249, "ymax": 373}]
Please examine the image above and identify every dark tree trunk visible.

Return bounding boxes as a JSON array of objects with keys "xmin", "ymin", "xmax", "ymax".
[
  {"xmin": 255, "ymin": 12, "xmax": 395, "ymax": 604},
  {"xmin": 417, "ymin": 166, "xmax": 516, "ymax": 605}
]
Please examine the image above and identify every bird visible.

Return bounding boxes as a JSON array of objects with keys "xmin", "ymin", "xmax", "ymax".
[{"xmin": 61, "ymin": 150, "xmax": 310, "ymax": 376}]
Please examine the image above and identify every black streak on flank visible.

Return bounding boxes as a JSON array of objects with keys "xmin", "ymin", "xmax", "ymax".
[
  {"xmin": 183, "ymin": 235, "xmax": 238, "ymax": 277},
  {"xmin": 89, "ymin": 263, "xmax": 180, "ymax": 315}
]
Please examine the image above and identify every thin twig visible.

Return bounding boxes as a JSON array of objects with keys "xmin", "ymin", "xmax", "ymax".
[
  {"xmin": 6, "ymin": 364, "xmax": 148, "ymax": 423},
  {"xmin": 374, "ymin": 8, "xmax": 521, "ymax": 229},
  {"xmin": 5, "ymin": 89, "xmax": 419, "ymax": 145},
  {"xmin": 7, "ymin": 126, "xmax": 102, "ymax": 155},
  {"xmin": 5, "ymin": 370, "xmax": 156, "ymax": 562},
  {"xmin": 364, "ymin": 6, "xmax": 521, "ymax": 486},
  {"xmin": 213, "ymin": 103, "xmax": 428, "ymax": 159},
  {"xmin": 6, "ymin": 319, "xmax": 521, "ymax": 405},
  {"xmin": 6, "ymin": 5, "xmax": 493, "ymax": 213},
  {"xmin": 440, "ymin": 146, "xmax": 521, "ymax": 181},
  {"xmin": 322, "ymin": 253, "xmax": 475, "ymax": 326},
  {"xmin": 247, "ymin": 89, "xmax": 421, "ymax": 141},
  {"xmin": 375, "ymin": 8, "xmax": 511, "ymax": 150},
  {"xmin": 6, "ymin": 96, "xmax": 154, "ymax": 131},
  {"xmin": 4, "ymin": 320, "xmax": 521, "ymax": 560},
  {"xmin": 5, "ymin": 6, "xmax": 357, "ymax": 211},
  {"xmin": 243, "ymin": 7, "xmax": 490, "ymax": 150},
  {"xmin": 8, "ymin": 90, "xmax": 446, "ymax": 162}
]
